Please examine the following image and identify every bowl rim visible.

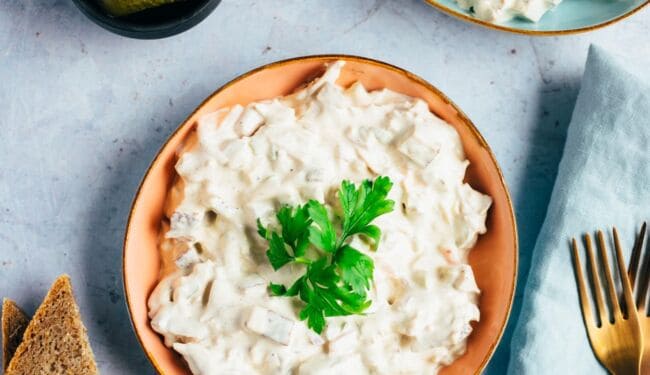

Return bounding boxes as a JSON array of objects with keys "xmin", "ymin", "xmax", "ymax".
[
  {"xmin": 122, "ymin": 54, "xmax": 519, "ymax": 374},
  {"xmin": 71, "ymin": 0, "xmax": 221, "ymax": 39},
  {"xmin": 424, "ymin": 0, "xmax": 649, "ymax": 36}
]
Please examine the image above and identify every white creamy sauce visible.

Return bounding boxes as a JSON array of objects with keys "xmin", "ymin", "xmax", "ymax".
[
  {"xmin": 455, "ymin": 0, "xmax": 561, "ymax": 23},
  {"xmin": 148, "ymin": 61, "xmax": 492, "ymax": 375}
]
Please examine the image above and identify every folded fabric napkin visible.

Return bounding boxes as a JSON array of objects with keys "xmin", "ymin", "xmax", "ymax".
[{"xmin": 507, "ymin": 45, "xmax": 650, "ymax": 374}]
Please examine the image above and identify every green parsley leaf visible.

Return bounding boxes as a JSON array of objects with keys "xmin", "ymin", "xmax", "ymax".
[
  {"xmin": 335, "ymin": 245, "xmax": 374, "ymax": 295},
  {"xmin": 339, "ymin": 176, "xmax": 394, "ymax": 243},
  {"xmin": 300, "ymin": 302, "xmax": 326, "ymax": 333},
  {"xmin": 277, "ymin": 205, "xmax": 312, "ymax": 257},
  {"xmin": 266, "ymin": 232, "xmax": 293, "ymax": 270},
  {"xmin": 306, "ymin": 200, "xmax": 337, "ymax": 253},
  {"xmin": 256, "ymin": 218, "xmax": 269, "ymax": 239},
  {"xmin": 269, "ymin": 283, "xmax": 287, "ymax": 296}
]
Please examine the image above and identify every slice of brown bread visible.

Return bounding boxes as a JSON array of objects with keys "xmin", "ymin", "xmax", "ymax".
[
  {"xmin": 2, "ymin": 299, "xmax": 30, "ymax": 370},
  {"xmin": 5, "ymin": 275, "xmax": 99, "ymax": 375}
]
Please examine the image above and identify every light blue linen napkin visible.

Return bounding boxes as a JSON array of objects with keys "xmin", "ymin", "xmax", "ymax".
[{"xmin": 507, "ymin": 45, "xmax": 650, "ymax": 374}]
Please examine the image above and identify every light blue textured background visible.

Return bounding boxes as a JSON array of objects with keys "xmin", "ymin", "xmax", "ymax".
[{"xmin": 0, "ymin": 1, "xmax": 648, "ymax": 374}]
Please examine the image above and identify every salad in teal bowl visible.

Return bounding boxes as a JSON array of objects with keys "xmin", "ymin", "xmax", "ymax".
[{"xmin": 425, "ymin": 0, "xmax": 648, "ymax": 35}]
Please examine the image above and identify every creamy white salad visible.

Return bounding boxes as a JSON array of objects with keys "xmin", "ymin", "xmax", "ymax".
[
  {"xmin": 455, "ymin": 0, "xmax": 561, "ymax": 23},
  {"xmin": 148, "ymin": 61, "xmax": 492, "ymax": 375}
]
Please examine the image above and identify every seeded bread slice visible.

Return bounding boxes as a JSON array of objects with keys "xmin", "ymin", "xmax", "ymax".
[
  {"xmin": 2, "ymin": 299, "xmax": 30, "ymax": 370},
  {"xmin": 5, "ymin": 275, "xmax": 99, "ymax": 375}
]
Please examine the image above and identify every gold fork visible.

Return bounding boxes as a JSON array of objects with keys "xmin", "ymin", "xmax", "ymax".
[
  {"xmin": 628, "ymin": 222, "xmax": 649, "ymax": 374},
  {"xmin": 571, "ymin": 229, "xmax": 642, "ymax": 374}
]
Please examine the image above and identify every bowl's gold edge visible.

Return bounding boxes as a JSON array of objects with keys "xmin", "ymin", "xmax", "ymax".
[
  {"xmin": 122, "ymin": 54, "xmax": 520, "ymax": 375},
  {"xmin": 424, "ymin": 0, "xmax": 648, "ymax": 36}
]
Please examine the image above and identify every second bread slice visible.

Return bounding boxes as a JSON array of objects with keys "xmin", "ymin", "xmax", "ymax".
[
  {"xmin": 2, "ymin": 299, "xmax": 30, "ymax": 370},
  {"xmin": 5, "ymin": 275, "xmax": 99, "ymax": 375}
]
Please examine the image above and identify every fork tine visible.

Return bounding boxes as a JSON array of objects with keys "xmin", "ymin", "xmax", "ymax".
[
  {"xmin": 628, "ymin": 222, "xmax": 647, "ymax": 288},
  {"xmin": 572, "ymin": 238, "xmax": 595, "ymax": 326},
  {"xmin": 597, "ymin": 230, "xmax": 622, "ymax": 318},
  {"xmin": 636, "ymin": 224, "xmax": 650, "ymax": 312},
  {"xmin": 585, "ymin": 234, "xmax": 607, "ymax": 324},
  {"xmin": 613, "ymin": 227, "xmax": 636, "ymax": 317}
]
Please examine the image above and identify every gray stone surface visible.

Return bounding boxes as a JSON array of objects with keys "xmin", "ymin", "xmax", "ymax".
[{"xmin": 0, "ymin": 0, "xmax": 647, "ymax": 373}]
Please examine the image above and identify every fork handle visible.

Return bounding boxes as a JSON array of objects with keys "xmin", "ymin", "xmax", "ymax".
[
  {"xmin": 641, "ymin": 358, "xmax": 650, "ymax": 375},
  {"xmin": 610, "ymin": 363, "xmax": 640, "ymax": 375}
]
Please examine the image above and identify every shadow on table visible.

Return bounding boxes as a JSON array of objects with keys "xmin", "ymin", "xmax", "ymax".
[{"xmin": 486, "ymin": 78, "xmax": 581, "ymax": 373}]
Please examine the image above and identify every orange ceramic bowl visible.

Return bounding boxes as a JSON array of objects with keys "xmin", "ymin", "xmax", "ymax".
[{"xmin": 123, "ymin": 55, "xmax": 518, "ymax": 375}]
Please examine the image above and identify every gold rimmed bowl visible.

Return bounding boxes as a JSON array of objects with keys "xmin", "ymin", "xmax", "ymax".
[{"xmin": 122, "ymin": 55, "xmax": 519, "ymax": 374}]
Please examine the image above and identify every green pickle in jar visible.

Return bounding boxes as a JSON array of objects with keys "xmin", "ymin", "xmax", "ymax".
[{"xmin": 100, "ymin": 0, "xmax": 186, "ymax": 16}]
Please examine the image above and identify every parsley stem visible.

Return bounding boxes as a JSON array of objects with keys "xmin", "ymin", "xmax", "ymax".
[
  {"xmin": 294, "ymin": 257, "xmax": 312, "ymax": 265},
  {"xmin": 335, "ymin": 233, "xmax": 350, "ymax": 251}
]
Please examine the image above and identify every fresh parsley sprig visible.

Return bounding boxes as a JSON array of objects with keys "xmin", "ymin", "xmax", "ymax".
[{"xmin": 256, "ymin": 176, "xmax": 394, "ymax": 333}]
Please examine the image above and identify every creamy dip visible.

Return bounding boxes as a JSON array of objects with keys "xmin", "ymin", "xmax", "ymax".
[
  {"xmin": 455, "ymin": 0, "xmax": 561, "ymax": 23},
  {"xmin": 148, "ymin": 61, "xmax": 492, "ymax": 375}
]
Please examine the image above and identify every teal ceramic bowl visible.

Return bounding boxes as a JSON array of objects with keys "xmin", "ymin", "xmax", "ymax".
[{"xmin": 425, "ymin": 0, "xmax": 648, "ymax": 35}]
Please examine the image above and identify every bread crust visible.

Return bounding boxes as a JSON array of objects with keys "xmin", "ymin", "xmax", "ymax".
[{"xmin": 2, "ymin": 299, "xmax": 30, "ymax": 370}]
